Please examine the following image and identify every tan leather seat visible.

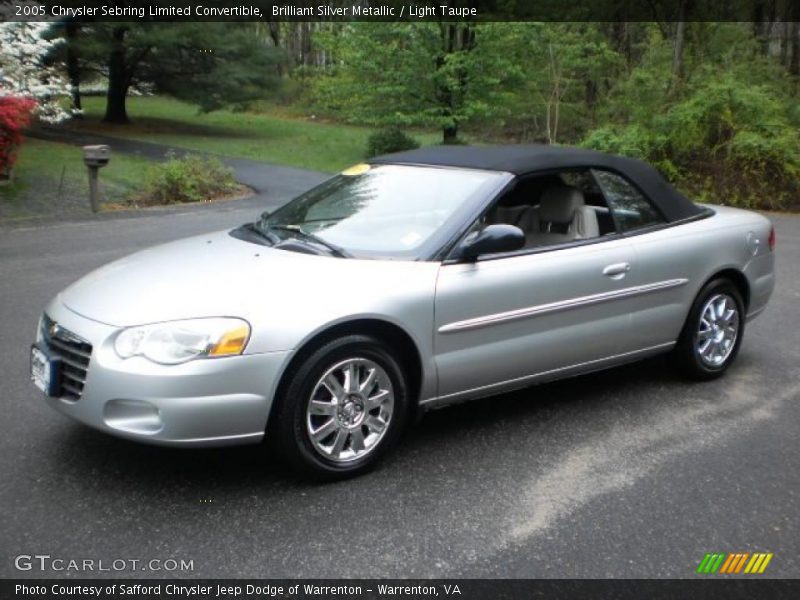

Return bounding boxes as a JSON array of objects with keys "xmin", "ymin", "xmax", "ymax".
[{"xmin": 523, "ymin": 185, "xmax": 599, "ymax": 247}]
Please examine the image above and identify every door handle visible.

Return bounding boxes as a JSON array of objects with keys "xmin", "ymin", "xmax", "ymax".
[{"xmin": 603, "ymin": 262, "xmax": 631, "ymax": 278}]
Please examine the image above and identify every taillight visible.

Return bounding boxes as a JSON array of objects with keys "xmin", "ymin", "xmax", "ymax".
[{"xmin": 768, "ymin": 225, "xmax": 776, "ymax": 251}]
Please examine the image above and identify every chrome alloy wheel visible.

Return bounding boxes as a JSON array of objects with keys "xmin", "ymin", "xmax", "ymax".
[
  {"xmin": 696, "ymin": 293, "xmax": 740, "ymax": 367},
  {"xmin": 305, "ymin": 358, "xmax": 394, "ymax": 463}
]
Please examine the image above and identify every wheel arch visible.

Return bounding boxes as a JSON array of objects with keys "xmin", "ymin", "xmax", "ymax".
[
  {"xmin": 671, "ymin": 266, "xmax": 749, "ymax": 379},
  {"xmin": 701, "ymin": 267, "xmax": 750, "ymax": 311},
  {"xmin": 673, "ymin": 267, "xmax": 750, "ymax": 345},
  {"xmin": 268, "ymin": 317, "xmax": 425, "ymax": 428}
]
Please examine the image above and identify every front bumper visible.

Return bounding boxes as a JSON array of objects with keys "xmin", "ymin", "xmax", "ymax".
[{"xmin": 37, "ymin": 300, "xmax": 290, "ymax": 447}]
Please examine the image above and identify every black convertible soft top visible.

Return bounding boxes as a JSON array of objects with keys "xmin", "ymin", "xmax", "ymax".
[{"xmin": 372, "ymin": 144, "xmax": 704, "ymax": 222}]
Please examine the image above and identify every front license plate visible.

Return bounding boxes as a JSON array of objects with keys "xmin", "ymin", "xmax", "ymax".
[{"xmin": 30, "ymin": 345, "xmax": 53, "ymax": 395}]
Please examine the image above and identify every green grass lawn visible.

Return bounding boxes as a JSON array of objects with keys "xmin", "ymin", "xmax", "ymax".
[
  {"xmin": 74, "ymin": 96, "xmax": 441, "ymax": 173},
  {"xmin": 0, "ymin": 138, "xmax": 151, "ymax": 220},
  {"xmin": 15, "ymin": 138, "xmax": 150, "ymax": 192}
]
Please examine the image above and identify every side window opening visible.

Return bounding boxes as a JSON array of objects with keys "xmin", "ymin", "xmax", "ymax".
[
  {"xmin": 591, "ymin": 169, "xmax": 665, "ymax": 232},
  {"xmin": 483, "ymin": 170, "xmax": 615, "ymax": 250}
]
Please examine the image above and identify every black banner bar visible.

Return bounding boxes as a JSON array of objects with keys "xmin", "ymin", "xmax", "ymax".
[
  {"xmin": 3, "ymin": 579, "xmax": 800, "ymax": 600},
  {"xmin": 2, "ymin": 0, "xmax": 797, "ymax": 23}
]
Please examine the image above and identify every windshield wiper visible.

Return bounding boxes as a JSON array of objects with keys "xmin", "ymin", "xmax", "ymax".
[
  {"xmin": 267, "ymin": 224, "xmax": 352, "ymax": 258},
  {"xmin": 238, "ymin": 222, "xmax": 280, "ymax": 245}
]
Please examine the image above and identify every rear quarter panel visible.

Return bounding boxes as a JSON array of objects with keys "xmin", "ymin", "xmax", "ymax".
[{"xmin": 626, "ymin": 205, "xmax": 774, "ymax": 348}]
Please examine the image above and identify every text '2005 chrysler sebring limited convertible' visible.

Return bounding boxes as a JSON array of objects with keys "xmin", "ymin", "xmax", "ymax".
[{"xmin": 31, "ymin": 145, "xmax": 775, "ymax": 478}]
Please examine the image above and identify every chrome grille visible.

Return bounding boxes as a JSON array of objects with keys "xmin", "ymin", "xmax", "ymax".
[{"xmin": 41, "ymin": 314, "xmax": 92, "ymax": 400}]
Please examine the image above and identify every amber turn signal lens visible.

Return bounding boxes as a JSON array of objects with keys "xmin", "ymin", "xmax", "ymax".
[{"xmin": 208, "ymin": 325, "xmax": 250, "ymax": 357}]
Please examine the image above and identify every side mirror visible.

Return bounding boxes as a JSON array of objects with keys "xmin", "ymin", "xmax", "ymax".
[{"xmin": 454, "ymin": 224, "xmax": 525, "ymax": 261}]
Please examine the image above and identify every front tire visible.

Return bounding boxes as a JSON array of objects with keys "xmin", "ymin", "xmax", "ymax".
[
  {"xmin": 270, "ymin": 335, "xmax": 409, "ymax": 480},
  {"xmin": 672, "ymin": 278, "xmax": 745, "ymax": 380}
]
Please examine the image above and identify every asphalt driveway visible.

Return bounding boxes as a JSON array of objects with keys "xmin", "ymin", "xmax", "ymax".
[
  {"xmin": 29, "ymin": 126, "xmax": 326, "ymax": 205},
  {"xmin": 0, "ymin": 188, "xmax": 798, "ymax": 578}
]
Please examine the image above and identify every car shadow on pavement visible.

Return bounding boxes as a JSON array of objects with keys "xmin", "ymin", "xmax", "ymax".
[{"xmin": 47, "ymin": 354, "xmax": 687, "ymax": 494}]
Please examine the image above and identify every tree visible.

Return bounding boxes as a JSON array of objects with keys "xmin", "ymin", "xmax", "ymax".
[
  {"xmin": 64, "ymin": 22, "xmax": 82, "ymax": 114},
  {"xmin": 314, "ymin": 22, "xmax": 518, "ymax": 143},
  {"xmin": 485, "ymin": 23, "xmax": 621, "ymax": 143},
  {"xmin": 583, "ymin": 23, "xmax": 800, "ymax": 210},
  {"xmin": 66, "ymin": 23, "xmax": 282, "ymax": 123},
  {"xmin": 41, "ymin": 18, "xmax": 84, "ymax": 116},
  {"xmin": 0, "ymin": 21, "xmax": 72, "ymax": 123}
]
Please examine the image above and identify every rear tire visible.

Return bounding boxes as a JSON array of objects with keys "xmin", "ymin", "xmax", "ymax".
[
  {"xmin": 270, "ymin": 335, "xmax": 408, "ymax": 480},
  {"xmin": 672, "ymin": 278, "xmax": 745, "ymax": 380}
]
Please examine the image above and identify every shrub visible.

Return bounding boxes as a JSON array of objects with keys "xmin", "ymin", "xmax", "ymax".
[
  {"xmin": 582, "ymin": 125, "xmax": 680, "ymax": 181},
  {"xmin": 142, "ymin": 154, "xmax": 238, "ymax": 205},
  {"xmin": 0, "ymin": 95, "xmax": 37, "ymax": 178},
  {"xmin": 584, "ymin": 75, "xmax": 800, "ymax": 210},
  {"xmin": 366, "ymin": 127, "xmax": 420, "ymax": 157}
]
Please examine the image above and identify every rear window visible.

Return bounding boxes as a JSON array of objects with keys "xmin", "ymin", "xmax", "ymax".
[{"xmin": 592, "ymin": 169, "xmax": 665, "ymax": 232}]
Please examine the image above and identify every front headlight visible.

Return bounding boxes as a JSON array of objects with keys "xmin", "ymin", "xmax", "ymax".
[{"xmin": 114, "ymin": 318, "xmax": 250, "ymax": 365}]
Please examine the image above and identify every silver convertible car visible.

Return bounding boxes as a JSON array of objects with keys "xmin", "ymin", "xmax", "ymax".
[{"xmin": 31, "ymin": 145, "xmax": 775, "ymax": 478}]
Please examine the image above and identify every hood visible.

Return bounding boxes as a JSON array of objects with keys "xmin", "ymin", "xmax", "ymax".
[
  {"xmin": 61, "ymin": 230, "xmax": 346, "ymax": 327},
  {"xmin": 58, "ymin": 229, "xmax": 441, "ymax": 355}
]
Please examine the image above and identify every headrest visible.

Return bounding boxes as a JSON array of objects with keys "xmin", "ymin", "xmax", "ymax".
[{"xmin": 539, "ymin": 185, "xmax": 585, "ymax": 224}]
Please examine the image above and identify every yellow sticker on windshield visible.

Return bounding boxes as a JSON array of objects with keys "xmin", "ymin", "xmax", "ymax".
[{"xmin": 341, "ymin": 163, "xmax": 371, "ymax": 176}]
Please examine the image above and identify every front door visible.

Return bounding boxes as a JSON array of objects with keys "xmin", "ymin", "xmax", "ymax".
[{"xmin": 433, "ymin": 237, "xmax": 640, "ymax": 401}]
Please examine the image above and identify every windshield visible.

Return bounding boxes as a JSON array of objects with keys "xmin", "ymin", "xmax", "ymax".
[{"xmin": 256, "ymin": 164, "xmax": 506, "ymax": 259}]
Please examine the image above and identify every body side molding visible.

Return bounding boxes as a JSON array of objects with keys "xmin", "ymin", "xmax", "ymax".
[{"xmin": 438, "ymin": 278, "xmax": 689, "ymax": 334}]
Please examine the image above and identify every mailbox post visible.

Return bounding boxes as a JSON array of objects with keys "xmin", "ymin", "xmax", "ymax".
[{"xmin": 82, "ymin": 145, "xmax": 110, "ymax": 213}]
